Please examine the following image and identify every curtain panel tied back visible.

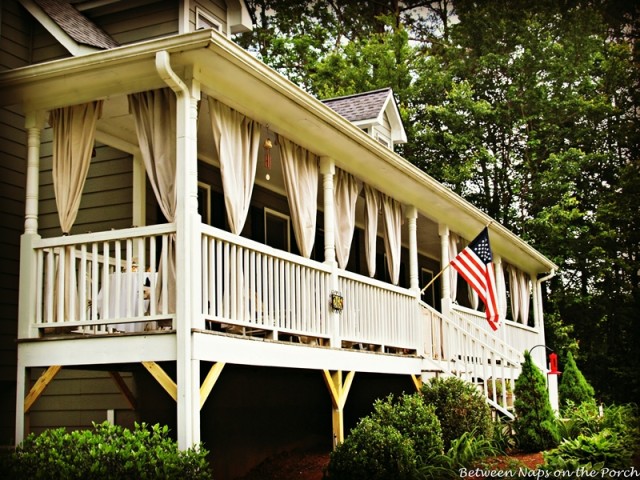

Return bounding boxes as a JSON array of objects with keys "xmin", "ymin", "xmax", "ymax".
[
  {"xmin": 208, "ymin": 98, "xmax": 261, "ymax": 235},
  {"xmin": 277, "ymin": 135, "xmax": 319, "ymax": 259},
  {"xmin": 49, "ymin": 100, "xmax": 103, "ymax": 321},
  {"xmin": 129, "ymin": 89, "xmax": 177, "ymax": 314},
  {"xmin": 382, "ymin": 194, "xmax": 403, "ymax": 286},
  {"xmin": 335, "ymin": 169, "xmax": 362, "ymax": 269}
]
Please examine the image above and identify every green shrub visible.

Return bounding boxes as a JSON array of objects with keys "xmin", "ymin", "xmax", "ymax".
[
  {"xmin": 514, "ymin": 351, "xmax": 561, "ymax": 452},
  {"xmin": 4, "ymin": 422, "xmax": 212, "ymax": 480},
  {"xmin": 543, "ymin": 429, "xmax": 634, "ymax": 474},
  {"xmin": 325, "ymin": 417, "xmax": 419, "ymax": 480},
  {"xmin": 325, "ymin": 393, "xmax": 444, "ymax": 480},
  {"xmin": 421, "ymin": 376, "xmax": 493, "ymax": 449},
  {"xmin": 369, "ymin": 393, "xmax": 444, "ymax": 460},
  {"xmin": 421, "ymin": 430, "xmax": 501, "ymax": 479},
  {"xmin": 559, "ymin": 352, "xmax": 595, "ymax": 410}
]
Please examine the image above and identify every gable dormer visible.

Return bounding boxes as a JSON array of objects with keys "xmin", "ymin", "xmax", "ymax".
[{"xmin": 322, "ymin": 88, "xmax": 407, "ymax": 151}]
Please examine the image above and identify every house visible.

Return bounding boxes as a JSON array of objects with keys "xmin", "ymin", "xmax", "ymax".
[{"xmin": 0, "ymin": 0, "xmax": 558, "ymax": 477}]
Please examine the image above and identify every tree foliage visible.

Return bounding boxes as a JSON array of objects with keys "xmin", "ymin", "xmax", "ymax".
[
  {"xmin": 514, "ymin": 351, "xmax": 561, "ymax": 452},
  {"xmin": 559, "ymin": 351, "xmax": 596, "ymax": 409},
  {"xmin": 235, "ymin": 1, "xmax": 640, "ymax": 404}
]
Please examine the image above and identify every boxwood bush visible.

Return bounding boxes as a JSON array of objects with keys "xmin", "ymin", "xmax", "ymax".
[
  {"xmin": 421, "ymin": 376, "xmax": 493, "ymax": 449},
  {"xmin": 2, "ymin": 421, "xmax": 212, "ymax": 480},
  {"xmin": 325, "ymin": 393, "xmax": 444, "ymax": 480}
]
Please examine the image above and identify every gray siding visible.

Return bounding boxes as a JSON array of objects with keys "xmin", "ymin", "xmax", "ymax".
[
  {"xmin": 189, "ymin": 0, "xmax": 227, "ymax": 33},
  {"xmin": 39, "ymin": 135, "xmax": 135, "ymax": 238},
  {"xmin": 92, "ymin": 1, "xmax": 179, "ymax": 45},
  {"xmin": 0, "ymin": 0, "xmax": 32, "ymax": 447},
  {"xmin": 28, "ymin": 368, "xmax": 138, "ymax": 434}
]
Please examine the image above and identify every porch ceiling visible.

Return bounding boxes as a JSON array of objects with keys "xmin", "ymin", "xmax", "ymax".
[{"xmin": 0, "ymin": 30, "xmax": 557, "ymax": 275}]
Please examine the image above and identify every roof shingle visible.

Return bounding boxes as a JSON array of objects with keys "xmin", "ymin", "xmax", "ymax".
[
  {"xmin": 35, "ymin": 0, "xmax": 119, "ymax": 50},
  {"xmin": 322, "ymin": 88, "xmax": 392, "ymax": 122}
]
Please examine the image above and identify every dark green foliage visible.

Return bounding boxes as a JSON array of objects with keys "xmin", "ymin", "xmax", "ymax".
[
  {"xmin": 324, "ymin": 417, "xmax": 419, "ymax": 480},
  {"xmin": 421, "ymin": 376, "xmax": 493, "ymax": 449},
  {"xmin": 513, "ymin": 351, "xmax": 561, "ymax": 452},
  {"xmin": 421, "ymin": 431, "xmax": 501, "ymax": 479},
  {"xmin": 2, "ymin": 422, "xmax": 211, "ymax": 480},
  {"xmin": 325, "ymin": 393, "xmax": 443, "ymax": 480},
  {"xmin": 559, "ymin": 352, "xmax": 595, "ymax": 410},
  {"xmin": 542, "ymin": 430, "xmax": 633, "ymax": 474}
]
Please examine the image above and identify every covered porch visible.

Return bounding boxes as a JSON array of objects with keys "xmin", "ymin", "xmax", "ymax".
[{"xmin": 2, "ymin": 29, "xmax": 557, "ymax": 448}]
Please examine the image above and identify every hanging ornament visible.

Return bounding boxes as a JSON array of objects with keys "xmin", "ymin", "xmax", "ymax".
[{"xmin": 263, "ymin": 137, "xmax": 273, "ymax": 170}]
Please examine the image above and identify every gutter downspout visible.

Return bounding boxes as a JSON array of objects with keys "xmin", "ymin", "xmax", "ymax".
[
  {"xmin": 155, "ymin": 50, "xmax": 202, "ymax": 450},
  {"xmin": 534, "ymin": 268, "xmax": 556, "ymax": 370}
]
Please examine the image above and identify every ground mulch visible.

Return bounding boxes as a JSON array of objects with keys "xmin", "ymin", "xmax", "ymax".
[{"xmin": 235, "ymin": 449, "xmax": 546, "ymax": 480}]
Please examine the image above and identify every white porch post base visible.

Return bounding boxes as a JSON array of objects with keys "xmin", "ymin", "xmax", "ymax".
[{"xmin": 548, "ymin": 372, "xmax": 560, "ymax": 415}]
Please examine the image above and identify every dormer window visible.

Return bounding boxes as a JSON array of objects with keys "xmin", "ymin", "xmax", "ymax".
[
  {"xmin": 375, "ymin": 132, "xmax": 391, "ymax": 148},
  {"xmin": 196, "ymin": 8, "xmax": 222, "ymax": 31}
]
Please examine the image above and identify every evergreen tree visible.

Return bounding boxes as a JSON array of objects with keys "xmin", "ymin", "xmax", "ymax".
[
  {"xmin": 514, "ymin": 351, "xmax": 560, "ymax": 452},
  {"xmin": 559, "ymin": 351, "xmax": 595, "ymax": 409}
]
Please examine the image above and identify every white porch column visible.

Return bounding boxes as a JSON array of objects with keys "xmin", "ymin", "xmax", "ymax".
[
  {"xmin": 320, "ymin": 157, "xmax": 336, "ymax": 267},
  {"xmin": 19, "ymin": 112, "xmax": 45, "ymax": 341},
  {"xmin": 406, "ymin": 206, "xmax": 419, "ymax": 293},
  {"xmin": 531, "ymin": 272, "xmax": 540, "ymax": 329},
  {"xmin": 157, "ymin": 52, "xmax": 201, "ymax": 449},
  {"xmin": 320, "ymin": 157, "xmax": 340, "ymax": 348},
  {"xmin": 438, "ymin": 224, "xmax": 451, "ymax": 317},
  {"xmin": 548, "ymin": 371, "xmax": 560, "ymax": 415},
  {"xmin": 16, "ymin": 112, "xmax": 45, "ymax": 443}
]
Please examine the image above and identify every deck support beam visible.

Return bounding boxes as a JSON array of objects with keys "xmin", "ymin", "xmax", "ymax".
[
  {"xmin": 24, "ymin": 365, "xmax": 62, "ymax": 413},
  {"xmin": 200, "ymin": 362, "xmax": 225, "ymax": 409},
  {"xmin": 142, "ymin": 361, "xmax": 177, "ymax": 400},
  {"xmin": 322, "ymin": 370, "xmax": 354, "ymax": 446},
  {"xmin": 410, "ymin": 373, "xmax": 422, "ymax": 392},
  {"xmin": 109, "ymin": 371, "xmax": 137, "ymax": 410}
]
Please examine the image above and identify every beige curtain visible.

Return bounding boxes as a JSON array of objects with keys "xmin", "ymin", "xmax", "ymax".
[
  {"xmin": 364, "ymin": 184, "xmax": 380, "ymax": 277},
  {"xmin": 49, "ymin": 101, "xmax": 103, "ymax": 321},
  {"xmin": 382, "ymin": 194, "xmax": 402, "ymax": 285},
  {"xmin": 509, "ymin": 265, "xmax": 531, "ymax": 324},
  {"xmin": 334, "ymin": 169, "xmax": 362, "ymax": 269},
  {"xmin": 129, "ymin": 89, "xmax": 177, "ymax": 314},
  {"xmin": 209, "ymin": 98, "xmax": 261, "ymax": 235},
  {"xmin": 508, "ymin": 265, "xmax": 521, "ymax": 323},
  {"xmin": 50, "ymin": 101, "xmax": 103, "ymax": 234},
  {"xmin": 277, "ymin": 135, "xmax": 318, "ymax": 258},
  {"xmin": 448, "ymin": 233, "xmax": 459, "ymax": 302},
  {"xmin": 519, "ymin": 272, "xmax": 531, "ymax": 325}
]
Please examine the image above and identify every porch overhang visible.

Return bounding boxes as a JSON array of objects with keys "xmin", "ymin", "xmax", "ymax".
[{"xmin": 0, "ymin": 29, "xmax": 557, "ymax": 275}]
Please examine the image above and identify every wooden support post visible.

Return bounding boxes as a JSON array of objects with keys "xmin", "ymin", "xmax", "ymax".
[
  {"xmin": 109, "ymin": 372, "xmax": 138, "ymax": 410},
  {"xmin": 322, "ymin": 370, "xmax": 355, "ymax": 446},
  {"xmin": 142, "ymin": 361, "xmax": 177, "ymax": 401},
  {"xmin": 410, "ymin": 374, "xmax": 423, "ymax": 392},
  {"xmin": 24, "ymin": 365, "xmax": 62, "ymax": 413},
  {"xmin": 200, "ymin": 362, "xmax": 225, "ymax": 409}
]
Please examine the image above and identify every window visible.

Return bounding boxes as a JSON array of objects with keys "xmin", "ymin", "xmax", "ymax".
[
  {"xmin": 197, "ymin": 182, "xmax": 211, "ymax": 224},
  {"xmin": 264, "ymin": 208, "xmax": 290, "ymax": 252},
  {"xmin": 375, "ymin": 132, "xmax": 391, "ymax": 148},
  {"xmin": 196, "ymin": 7, "xmax": 221, "ymax": 31}
]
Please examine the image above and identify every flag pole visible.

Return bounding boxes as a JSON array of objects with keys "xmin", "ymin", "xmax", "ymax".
[{"xmin": 420, "ymin": 262, "xmax": 451, "ymax": 295}]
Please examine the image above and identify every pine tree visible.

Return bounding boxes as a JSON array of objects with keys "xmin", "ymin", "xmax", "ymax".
[
  {"xmin": 514, "ymin": 351, "xmax": 560, "ymax": 452},
  {"xmin": 559, "ymin": 351, "xmax": 595, "ymax": 409}
]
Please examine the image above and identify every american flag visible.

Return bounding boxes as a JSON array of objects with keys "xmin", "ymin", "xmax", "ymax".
[{"xmin": 450, "ymin": 227, "xmax": 500, "ymax": 330}]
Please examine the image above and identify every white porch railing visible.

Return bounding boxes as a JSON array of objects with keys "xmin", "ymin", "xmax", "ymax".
[
  {"xmin": 338, "ymin": 270, "xmax": 420, "ymax": 352},
  {"xmin": 421, "ymin": 302, "xmax": 521, "ymax": 418},
  {"xmin": 451, "ymin": 305, "xmax": 527, "ymax": 365},
  {"xmin": 201, "ymin": 224, "xmax": 332, "ymax": 343},
  {"xmin": 30, "ymin": 224, "xmax": 175, "ymax": 335}
]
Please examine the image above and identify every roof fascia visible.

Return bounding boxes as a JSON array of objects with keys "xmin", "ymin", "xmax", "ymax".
[{"xmin": 20, "ymin": 0, "xmax": 101, "ymax": 56}]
